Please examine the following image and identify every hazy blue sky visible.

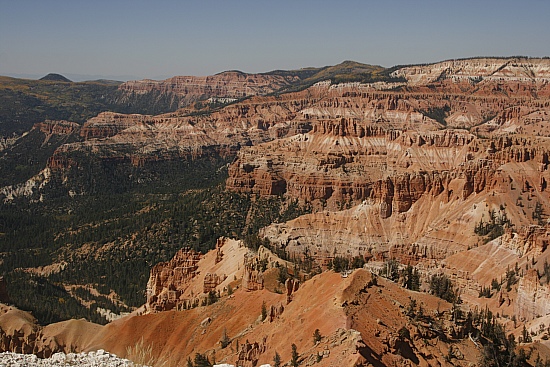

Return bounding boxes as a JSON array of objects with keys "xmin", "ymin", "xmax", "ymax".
[{"xmin": 1, "ymin": 0, "xmax": 549, "ymax": 81}]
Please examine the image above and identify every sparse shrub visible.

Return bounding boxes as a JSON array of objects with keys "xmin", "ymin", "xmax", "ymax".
[
  {"xmin": 478, "ymin": 308, "xmax": 526, "ymax": 367},
  {"xmin": 291, "ymin": 343, "xmax": 299, "ymax": 367},
  {"xmin": 273, "ymin": 351, "xmax": 281, "ymax": 367},
  {"xmin": 379, "ymin": 258, "xmax": 400, "ymax": 282},
  {"xmin": 521, "ymin": 324, "xmax": 532, "ymax": 343},
  {"xmin": 479, "ymin": 286, "xmax": 491, "ymax": 298},
  {"xmin": 125, "ymin": 337, "xmax": 158, "ymax": 367},
  {"xmin": 506, "ymin": 267, "xmax": 518, "ymax": 292},
  {"xmin": 313, "ymin": 329, "xmax": 322, "ymax": 344},
  {"xmin": 278, "ymin": 267, "xmax": 289, "ymax": 284},
  {"xmin": 398, "ymin": 326, "xmax": 410, "ymax": 340},
  {"xmin": 207, "ymin": 290, "xmax": 218, "ymax": 305},
  {"xmin": 474, "ymin": 209, "xmax": 510, "ymax": 241},
  {"xmin": 406, "ymin": 298, "xmax": 417, "ymax": 318},
  {"xmin": 220, "ymin": 327, "xmax": 230, "ymax": 349},
  {"xmin": 429, "ymin": 274, "xmax": 457, "ymax": 303},
  {"xmin": 402, "ymin": 265, "xmax": 421, "ymax": 291},
  {"xmin": 330, "ymin": 256, "xmax": 349, "ymax": 273},
  {"xmin": 533, "ymin": 201, "xmax": 545, "ymax": 225},
  {"xmin": 194, "ymin": 353, "xmax": 212, "ymax": 367}
]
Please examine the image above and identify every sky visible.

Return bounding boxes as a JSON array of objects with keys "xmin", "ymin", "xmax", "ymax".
[{"xmin": 1, "ymin": 0, "xmax": 549, "ymax": 81}]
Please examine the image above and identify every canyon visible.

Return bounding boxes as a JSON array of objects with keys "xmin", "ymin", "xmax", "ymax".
[{"xmin": 2, "ymin": 57, "xmax": 550, "ymax": 366}]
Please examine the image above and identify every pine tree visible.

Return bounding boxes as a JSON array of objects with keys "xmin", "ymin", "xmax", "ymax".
[
  {"xmin": 261, "ymin": 301, "xmax": 268, "ymax": 321},
  {"xmin": 313, "ymin": 329, "xmax": 321, "ymax": 344},
  {"xmin": 273, "ymin": 351, "xmax": 281, "ymax": 367},
  {"xmin": 291, "ymin": 343, "xmax": 299, "ymax": 367},
  {"xmin": 220, "ymin": 327, "xmax": 230, "ymax": 348},
  {"xmin": 194, "ymin": 353, "xmax": 211, "ymax": 367}
]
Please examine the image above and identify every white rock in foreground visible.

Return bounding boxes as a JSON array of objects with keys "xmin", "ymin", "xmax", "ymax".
[{"xmin": 0, "ymin": 350, "xmax": 145, "ymax": 367}]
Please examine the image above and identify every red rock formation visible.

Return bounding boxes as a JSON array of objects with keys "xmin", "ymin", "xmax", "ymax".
[
  {"xmin": 146, "ymin": 247, "xmax": 201, "ymax": 312},
  {"xmin": 79, "ymin": 112, "xmax": 147, "ymax": 140},
  {"xmin": 269, "ymin": 303, "xmax": 284, "ymax": 322},
  {"xmin": 284, "ymin": 278, "xmax": 300, "ymax": 303},
  {"xmin": 203, "ymin": 273, "xmax": 226, "ymax": 294},
  {"xmin": 34, "ymin": 120, "xmax": 79, "ymax": 136},
  {"xmin": 235, "ymin": 337, "xmax": 267, "ymax": 367},
  {"xmin": 242, "ymin": 253, "xmax": 264, "ymax": 292},
  {"xmin": 516, "ymin": 269, "xmax": 550, "ymax": 321},
  {"xmin": 118, "ymin": 71, "xmax": 299, "ymax": 108}
]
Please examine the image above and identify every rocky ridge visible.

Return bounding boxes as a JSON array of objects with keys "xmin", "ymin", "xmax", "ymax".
[
  {"xmin": 16, "ymin": 58, "xmax": 549, "ymax": 199},
  {"xmin": 0, "ymin": 351, "xmax": 139, "ymax": 367},
  {"xmin": 118, "ymin": 71, "xmax": 299, "ymax": 109},
  {"xmin": 392, "ymin": 57, "xmax": 550, "ymax": 85},
  {"xmin": 0, "ymin": 261, "xmax": 491, "ymax": 367},
  {"xmin": 146, "ymin": 237, "xmax": 255, "ymax": 313}
]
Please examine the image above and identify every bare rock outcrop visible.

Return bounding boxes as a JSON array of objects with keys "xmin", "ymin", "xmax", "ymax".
[
  {"xmin": 227, "ymin": 128, "xmax": 475, "ymax": 210},
  {"xmin": 242, "ymin": 254, "xmax": 264, "ymax": 292},
  {"xmin": 79, "ymin": 112, "xmax": 146, "ymax": 140},
  {"xmin": 203, "ymin": 273, "xmax": 226, "ymax": 294},
  {"xmin": 269, "ymin": 303, "xmax": 284, "ymax": 322},
  {"xmin": 119, "ymin": 71, "xmax": 299, "ymax": 108},
  {"xmin": 516, "ymin": 269, "xmax": 550, "ymax": 321},
  {"xmin": 146, "ymin": 248, "xmax": 201, "ymax": 312},
  {"xmin": 34, "ymin": 120, "xmax": 80, "ymax": 137},
  {"xmin": 392, "ymin": 57, "xmax": 550, "ymax": 85},
  {"xmin": 234, "ymin": 337, "xmax": 267, "ymax": 367}
]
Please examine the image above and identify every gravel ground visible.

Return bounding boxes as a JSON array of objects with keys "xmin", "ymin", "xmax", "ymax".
[{"xmin": 0, "ymin": 350, "xmax": 143, "ymax": 367}]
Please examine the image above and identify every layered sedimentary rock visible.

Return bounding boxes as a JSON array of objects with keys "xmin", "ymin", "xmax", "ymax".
[
  {"xmin": 79, "ymin": 112, "xmax": 146, "ymax": 140},
  {"xmin": 392, "ymin": 57, "xmax": 550, "ymax": 86},
  {"xmin": 203, "ymin": 273, "xmax": 226, "ymax": 294},
  {"xmin": 145, "ymin": 238, "xmax": 254, "ymax": 312},
  {"xmin": 34, "ymin": 120, "xmax": 79, "ymax": 137},
  {"xmin": 0, "ymin": 304, "xmax": 101, "ymax": 358},
  {"xmin": 118, "ymin": 71, "xmax": 299, "ymax": 108},
  {"xmin": 227, "ymin": 128, "xmax": 476, "ymax": 209},
  {"xmin": 235, "ymin": 337, "xmax": 267, "ymax": 367},
  {"xmin": 146, "ymin": 248, "xmax": 201, "ymax": 312},
  {"xmin": 35, "ymin": 58, "xmax": 550, "ymax": 202},
  {"xmin": 45, "ymin": 89, "xmax": 320, "ymax": 176},
  {"xmin": 222, "ymin": 61, "xmax": 550, "ymax": 305},
  {"xmin": 516, "ymin": 269, "xmax": 550, "ymax": 321},
  {"xmin": 242, "ymin": 254, "xmax": 264, "ymax": 292}
]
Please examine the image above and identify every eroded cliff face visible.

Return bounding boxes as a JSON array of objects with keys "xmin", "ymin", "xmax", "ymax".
[
  {"xmin": 516, "ymin": 269, "xmax": 550, "ymax": 322},
  {"xmin": 0, "ymin": 304, "xmax": 102, "ymax": 358},
  {"xmin": 117, "ymin": 71, "xmax": 299, "ymax": 109},
  {"xmin": 35, "ymin": 58, "xmax": 550, "ymax": 198},
  {"xmin": 392, "ymin": 57, "xmax": 550, "ymax": 86},
  {"xmin": 51, "ymin": 59, "xmax": 550, "ymax": 283},
  {"xmin": 146, "ymin": 247, "xmax": 202, "ymax": 312},
  {"xmin": 45, "ymin": 89, "xmax": 322, "ymax": 175},
  {"xmin": 227, "ymin": 128, "xmax": 476, "ymax": 208},
  {"xmin": 221, "ymin": 59, "xmax": 550, "ymax": 330},
  {"xmin": 10, "ymin": 58, "xmax": 550, "ymax": 330},
  {"xmin": 145, "ymin": 238, "xmax": 257, "ymax": 312}
]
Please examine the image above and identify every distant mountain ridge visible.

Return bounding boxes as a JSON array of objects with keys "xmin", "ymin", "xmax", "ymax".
[
  {"xmin": 3, "ymin": 57, "xmax": 549, "ymax": 136},
  {"xmin": 39, "ymin": 73, "xmax": 72, "ymax": 82}
]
